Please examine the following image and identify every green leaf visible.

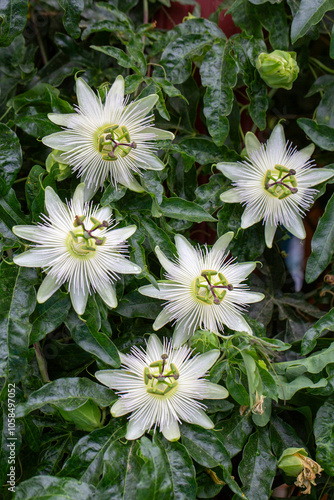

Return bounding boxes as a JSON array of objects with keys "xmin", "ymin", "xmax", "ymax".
[
  {"xmin": 65, "ymin": 311, "xmax": 120, "ymax": 368},
  {"xmin": 275, "ymin": 375, "xmax": 327, "ymax": 399},
  {"xmin": 301, "ymin": 308, "xmax": 334, "ymax": 355},
  {"xmin": 139, "ymin": 217, "xmax": 176, "ymax": 259},
  {"xmin": 255, "ymin": 3, "xmax": 289, "ymax": 50},
  {"xmin": 238, "ymin": 429, "xmax": 276, "ymax": 500},
  {"xmin": 30, "ymin": 290, "xmax": 71, "ymax": 344},
  {"xmin": 58, "ymin": 0, "xmax": 84, "ymax": 38},
  {"xmin": 305, "ymin": 193, "xmax": 334, "ymax": 282},
  {"xmin": 155, "ymin": 196, "xmax": 216, "ymax": 223},
  {"xmin": 0, "ymin": 124, "xmax": 22, "ymax": 196},
  {"xmin": 101, "ymin": 184, "xmax": 127, "ymax": 205},
  {"xmin": 155, "ymin": 436, "xmax": 197, "ymax": 500},
  {"xmin": 200, "ymin": 40, "xmax": 238, "ymax": 145},
  {"xmin": 0, "ymin": 0, "xmax": 28, "ymax": 47},
  {"xmin": 15, "ymin": 476, "xmax": 97, "ymax": 499},
  {"xmin": 216, "ymin": 411, "xmax": 253, "ymax": 457},
  {"xmin": 291, "ymin": 0, "xmax": 334, "ymax": 43},
  {"xmin": 298, "ymin": 117, "xmax": 334, "ymax": 151},
  {"xmin": 270, "ymin": 414, "xmax": 308, "ymax": 457},
  {"xmin": 181, "ymin": 424, "xmax": 231, "ymax": 470},
  {"xmin": 91, "ymin": 45, "xmax": 140, "ymax": 73},
  {"xmin": 0, "ymin": 263, "xmax": 37, "ymax": 383},
  {"xmin": 16, "ymin": 377, "xmax": 116, "ymax": 417},
  {"xmin": 314, "ymin": 395, "xmax": 334, "ymax": 475},
  {"xmin": 60, "ymin": 420, "xmax": 126, "ymax": 483},
  {"xmin": 277, "ymin": 343, "xmax": 334, "ymax": 377},
  {"xmin": 115, "ymin": 291, "xmax": 162, "ymax": 319}
]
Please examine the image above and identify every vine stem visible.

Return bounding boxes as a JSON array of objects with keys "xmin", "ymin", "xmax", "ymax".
[{"xmin": 34, "ymin": 342, "xmax": 50, "ymax": 383}]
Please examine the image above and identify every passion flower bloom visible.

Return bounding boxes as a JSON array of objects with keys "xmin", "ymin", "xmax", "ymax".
[
  {"xmin": 12, "ymin": 183, "xmax": 141, "ymax": 315},
  {"xmin": 95, "ymin": 334, "xmax": 228, "ymax": 441},
  {"xmin": 139, "ymin": 232, "xmax": 264, "ymax": 346},
  {"xmin": 217, "ymin": 124, "xmax": 334, "ymax": 248},
  {"xmin": 42, "ymin": 76, "xmax": 174, "ymax": 195}
]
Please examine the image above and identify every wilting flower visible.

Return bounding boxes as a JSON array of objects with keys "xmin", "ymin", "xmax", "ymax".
[
  {"xmin": 256, "ymin": 50, "xmax": 299, "ymax": 90},
  {"xmin": 42, "ymin": 76, "xmax": 174, "ymax": 195},
  {"xmin": 139, "ymin": 232, "xmax": 264, "ymax": 346},
  {"xmin": 278, "ymin": 448, "xmax": 323, "ymax": 495},
  {"xmin": 12, "ymin": 183, "xmax": 141, "ymax": 315},
  {"xmin": 95, "ymin": 334, "xmax": 228, "ymax": 441},
  {"xmin": 217, "ymin": 124, "xmax": 334, "ymax": 248}
]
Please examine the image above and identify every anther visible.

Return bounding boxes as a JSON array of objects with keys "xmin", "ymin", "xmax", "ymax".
[{"xmin": 161, "ymin": 354, "xmax": 168, "ymax": 360}]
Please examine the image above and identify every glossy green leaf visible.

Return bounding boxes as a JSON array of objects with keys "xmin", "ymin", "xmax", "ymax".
[
  {"xmin": 65, "ymin": 311, "xmax": 120, "ymax": 368},
  {"xmin": 30, "ymin": 290, "xmax": 71, "ymax": 344},
  {"xmin": 0, "ymin": 124, "xmax": 22, "ymax": 196},
  {"xmin": 291, "ymin": 0, "xmax": 334, "ymax": 43},
  {"xmin": 301, "ymin": 308, "xmax": 334, "ymax": 355},
  {"xmin": 16, "ymin": 377, "xmax": 116, "ymax": 417},
  {"xmin": 15, "ymin": 475, "xmax": 97, "ymax": 499},
  {"xmin": 216, "ymin": 411, "xmax": 253, "ymax": 457},
  {"xmin": 0, "ymin": 0, "xmax": 28, "ymax": 47},
  {"xmin": 275, "ymin": 375, "xmax": 327, "ymax": 400},
  {"xmin": 306, "ymin": 193, "xmax": 334, "ymax": 282},
  {"xmin": 181, "ymin": 424, "xmax": 231, "ymax": 470},
  {"xmin": 139, "ymin": 217, "xmax": 176, "ymax": 259},
  {"xmin": 270, "ymin": 414, "xmax": 308, "ymax": 458},
  {"xmin": 155, "ymin": 196, "xmax": 216, "ymax": 222},
  {"xmin": 0, "ymin": 263, "xmax": 37, "ymax": 383},
  {"xmin": 58, "ymin": 0, "xmax": 84, "ymax": 38},
  {"xmin": 116, "ymin": 291, "xmax": 162, "ymax": 319},
  {"xmin": 314, "ymin": 395, "xmax": 334, "ymax": 475},
  {"xmin": 298, "ymin": 118, "xmax": 334, "ymax": 151},
  {"xmin": 238, "ymin": 429, "xmax": 276, "ymax": 500},
  {"xmin": 101, "ymin": 184, "xmax": 127, "ymax": 205},
  {"xmin": 91, "ymin": 45, "xmax": 140, "ymax": 72}
]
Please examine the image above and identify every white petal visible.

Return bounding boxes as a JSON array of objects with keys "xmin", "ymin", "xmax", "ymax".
[
  {"xmin": 173, "ymin": 321, "xmax": 191, "ymax": 346},
  {"xmin": 300, "ymin": 168, "xmax": 334, "ymax": 186},
  {"xmin": 175, "ymin": 234, "xmax": 198, "ymax": 263},
  {"xmin": 139, "ymin": 284, "xmax": 165, "ymax": 299},
  {"xmin": 241, "ymin": 291, "xmax": 265, "ymax": 303},
  {"xmin": 284, "ymin": 215, "xmax": 306, "ymax": 240},
  {"xmin": 47, "ymin": 113, "xmax": 79, "ymax": 127},
  {"xmin": 196, "ymin": 349, "xmax": 220, "ymax": 375},
  {"xmin": 13, "ymin": 250, "xmax": 51, "ymax": 268},
  {"xmin": 153, "ymin": 309, "xmax": 172, "ymax": 330},
  {"xmin": 299, "ymin": 143, "xmax": 315, "ymax": 159},
  {"xmin": 121, "ymin": 176, "xmax": 145, "ymax": 193},
  {"xmin": 216, "ymin": 163, "xmax": 244, "ymax": 181},
  {"xmin": 241, "ymin": 206, "xmax": 263, "ymax": 228},
  {"xmin": 125, "ymin": 94, "xmax": 158, "ymax": 117},
  {"xmin": 45, "ymin": 186, "xmax": 63, "ymax": 216},
  {"xmin": 197, "ymin": 381, "xmax": 229, "ymax": 399},
  {"xmin": 142, "ymin": 127, "xmax": 175, "ymax": 140},
  {"xmin": 109, "ymin": 225, "xmax": 137, "ymax": 243},
  {"xmin": 186, "ymin": 408, "xmax": 214, "ymax": 429},
  {"xmin": 76, "ymin": 78, "xmax": 102, "ymax": 116},
  {"xmin": 96, "ymin": 281, "xmax": 118, "ymax": 309},
  {"xmin": 267, "ymin": 123, "xmax": 286, "ymax": 155},
  {"xmin": 155, "ymin": 246, "xmax": 176, "ymax": 274},
  {"xmin": 12, "ymin": 225, "xmax": 41, "ymax": 243},
  {"xmin": 107, "ymin": 75, "xmax": 124, "ymax": 104},
  {"xmin": 72, "ymin": 183, "xmax": 85, "ymax": 211},
  {"xmin": 111, "ymin": 398, "xmax": 129, "ymax": 417},
  {"xmin": 264, "ymin": 221, "xmax": 277, "ymax": 248},
  {"xmin": 233, "ymin": 262, "xmax": 257, "ymax": 279},
  {"xmin": 109, "ymin": 257, "xmax": 141, "ymax": 274},
  {"xmin": 161, "ymin": 419, "xmax": 180, "ymax": 441},
  {"xmin": 37, "ymin": 274, "xmax": 62, "ymax": 303},
  {"xmin": 224, "ymin": 313, "xmax": 252, "ymax": 335},
  {"xmin": 211, "ymin": 232, "xmax": 234, "ymax": 259},
  {"xmin": 147, "ymin": 154, "xmax": 165, "ymax": 171},
  {"xmin": 95, "ymin": 206, "xmax": 112, "ymax": 221},
  {"xmin": 42, "ymin": 132, "xmax": 75, "ymax": 152},
  {"xmin": 220, "ymin": 188, "xmax": 242, "ymax": 203},
  {"xmin": 126, "ymin": 419, "xmax": 146, "ymax": 440},
  {"xmin": 146, "ymin": 334, "xmax": 163, "ymax": 360},
  {"xmin": 95, "ymin": 369, "xmax": 123, "ymax": 388},
  {"xmin": 83, "ymin": 183, "xmax": 98, "ymax": 201},
  {"xmin": 69, "ymin": 281, "xmax": 89, "ymax": 315},
  {"xmin": 245, "ymin": 132, "xmax": 261, "ymax": 156}
]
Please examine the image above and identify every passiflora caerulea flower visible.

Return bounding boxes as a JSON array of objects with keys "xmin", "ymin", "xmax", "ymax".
[
  {"xmin": 42, "ymin": 76, "xmax": 174, "ymax": 195},
  {"xmin": 12, "ymin": 183, "xmax": 141, "ymax": 315},
  {"xmin": 139, "ymin": 233, "xmax": 264, "ymax": 346},
  {"xmin": 217, "ymin": 124, "xmax": 334, "ymax": 248},
  {"xmin": 95, "ymin": 334, "xmax": 228, "ymax": 441}
]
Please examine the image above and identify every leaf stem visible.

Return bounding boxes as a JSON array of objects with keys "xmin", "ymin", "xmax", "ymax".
[
  {"xmin": 34, "ymin": 342, "xmax": 50, "ymax": 383},
  {"xmin": 31, "ymin": 8, "xmax": 48, "ymax": 65}
]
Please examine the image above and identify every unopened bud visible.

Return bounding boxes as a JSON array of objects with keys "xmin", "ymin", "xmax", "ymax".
[
  {"xmin": 190, "ymin": 330, "xmax": 220, "ymax": 354},
  {"xmin": 256, "ymin": 50, "xmax": 299, "ymax": 90}
]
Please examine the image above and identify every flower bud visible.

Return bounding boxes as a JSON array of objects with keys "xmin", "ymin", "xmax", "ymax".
[
  {"xmin": 57, "ymin": 399, "xmax": 102, "ymax": 432},
  {"xmin": 256, "ymin": 50, "xmax": 299, "ymax": 90},
  {"xmin": 278, "ymin": 448, "xmax": 323, "ymax": 495},
  {"xmin": 190, "ymin": 330, "xmax": 220, "ymax": 354},
  {"xmin": 46, "ymin": 150, "xmax": 72, "ymax": 181}
]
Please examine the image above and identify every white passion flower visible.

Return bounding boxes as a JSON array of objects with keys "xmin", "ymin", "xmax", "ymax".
[
  {"xmin": 139, "ymin": 233, "xmax": 264, "ymax": 346},
  {"xmin": 12, "ymin": 183, "xmax": 141, "ymax": 315},
  {"xmin": 217, "ymin": 124, "xmax": 334, "ymax": 248},
  {"xmin": 42, "ymin": 76, "xmax": 175, "ymax": 195},
  {"xmin": 95, "ymin": 334, "xmax": 228, "ymax": 441}
]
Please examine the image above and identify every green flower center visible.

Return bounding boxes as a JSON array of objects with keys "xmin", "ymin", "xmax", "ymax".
[
  {"xmin": 193, "ymin": 270, "xmax": 233, "ymax": 306},
  {"xmin": 97, "ymin": 124, "xmax": 136, "ymax": 161},
  {"xmin": 144, "ymin": 354, "xmax": 179, "ymax": 396},
  {"xmin": 264, "ymin": 165, "xmax": 298, "ymax": 199},
  {"xmin": 67, "ymin": 215, "xmax": 107, "ymax": 257}
]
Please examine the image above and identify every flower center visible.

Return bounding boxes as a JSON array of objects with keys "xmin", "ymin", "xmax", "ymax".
[
  {"xmin": 194, "ymin": 270, "xmax": 233, "ymax": 305},
  {"xmin": 67, "ymin": 215, "xmax": 108, "ymax": 257},
  {"xmin": 144, "ymin": 354, "xmax": 179, "ymax": 396},
  {"xmin": 97, "ymin": 124, "xmax": 136, "ymax": 161},
  {"xmin": 264, "ymin": 165, "xmax": 298, "ymax": 199}
]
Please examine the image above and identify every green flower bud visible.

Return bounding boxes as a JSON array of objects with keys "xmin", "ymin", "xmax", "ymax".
[
  {"xmin": 46, "ymin": 150, "xmax": 72, "ymax": 181},
  {"xmin": 278, "ymin": 447, "xmax": 307, "ymax": 476},
  {"xmin": 57, "ymin": 399, "xmax": 102, "ymax": 432},
  {"xmin": 256, "ymin": 50, "xmax": 299, "ymax": 90},
  {"xmin": 190, "ymin": 330, "xmax": 220, "ymax": 354}
]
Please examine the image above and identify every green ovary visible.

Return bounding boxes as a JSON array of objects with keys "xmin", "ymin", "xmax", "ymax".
[
  {"xmin": 264, "ymin": 164, "xmax": 297, "ymax": 199},
  {"xmin": 193, "ymin": 270, "xmax": 230, "ymax": 306},
  {"xmin": 144, "ymin": 357, "xmax": 179, "ymax": 397},
  {"xmin": 66, "ymin": 215, "xmax": 106, "ymax": 258},
  {"xmin": 97, "ymin": 124, "xmax": 135, "ymax": 161}
]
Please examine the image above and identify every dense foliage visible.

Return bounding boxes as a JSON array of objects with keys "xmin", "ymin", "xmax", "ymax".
[{"xmin": 0, "ymin": 0, "xmax": 334, "ymax": 498}]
